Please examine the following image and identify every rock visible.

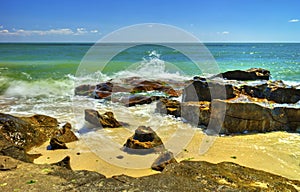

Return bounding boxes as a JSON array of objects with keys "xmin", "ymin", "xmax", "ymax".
[
  {"xmin": 131, "ymin": 80, "xmax": 179, "ymax": 97},
  {"xmin": 53, "ymin": 122, "xmax": 78, "ymax": 143},
  {"xmin": 182, "ymin": 80, "xmax": 236, "ymax": 102},
  {"xmin": 181, "ymin": 101, "xmax": 211, "ymax": 126},
  {"xmin": 0, "ymin": 157, "xmax": 299, "ymax": 191},
  {"xmin": 49, "ymin": 138, "xmax": 68, "ymax": 150},
  {"xmin": 84, "ymin": 109, "xmax": 121, "ymax": 128},
  {"xmin": 151, "ymin": 151, "xmax": 177, "ymax": 171},
  {"xmin": 0, "ymin": 113, "xmax": 59, "ymax": 151},
  {"xmin": 74, "ymin": 84, "xmax": 95, "ymax": 96},
  {"xmin": 117, "ymin": 95, "xmax": 159, "ymax": 107},
  {"xmin": 0, "ymin": 156, "xmax": 19, "ymax": 170},
  {"xmin": 214, "ymin": 68, "xmax": 270, "ymax": 80},
  {"xmin": 241, "ymin": 81, "xmax": 300, "ymax": 103},
  {"xmin": 51, "ymin": 156, "xmax": 72, "ymax": 170},
  {"xmin": 181, "ymin": 99, "xmax": 300, "ymax": 134},
  {"xmin": 123, "ymin": 126, "xmax": 165, "ymax": 154},
  {"xmin": 156, "ymin": 98, "xmax": 181, "ymax": 117}
]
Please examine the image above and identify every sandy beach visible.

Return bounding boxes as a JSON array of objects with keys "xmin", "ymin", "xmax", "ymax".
[{"xmin": 29, "ymin": 129, "xmax": 300, "ymax": 180}]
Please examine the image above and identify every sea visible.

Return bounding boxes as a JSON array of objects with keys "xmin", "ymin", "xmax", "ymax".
[{"xmin": 0, "ymin": 43, "xmax": 300, "ymax": 178}]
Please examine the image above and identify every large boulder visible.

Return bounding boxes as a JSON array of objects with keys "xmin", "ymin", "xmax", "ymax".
[
  {"xmin": 214, "ymin": 68, "xmax": 270, "ymax": 80},
  {"xmin": 0, "ymin": 113, "xmax": 77, "ymax": 162},
  {"xmin": 182, "ymin": 80, "xmax": 236, "ymax": 102},
  {"xmin": 0, "ymin": 113, "xmax": 59, "ymax": 150},
  {"xmin": 84, "ymin": 109, "xmax": 121, "ymax": 128},
  {"xmin": 181, "ymin": 99, "xmax": 300, "ymax": 134},
  {"xmin": 241, "ymin": 80, "xmax": 300, "ymax": 103},
  {"xmin": 123, "ymin": 126, "xmax": 165, "ymax": 154}
]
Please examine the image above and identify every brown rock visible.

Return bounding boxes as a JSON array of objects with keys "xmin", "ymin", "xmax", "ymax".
[
  {"xmin": 53, "ymin": 122, "xmax": 78, "ymax": 143},
  {"xmin": 0, "ymin": 156, "xmax": 19, "ymax": 170},
  {"xmin": 156, "ymin": 98, "xmax": 181, "ymax": 117},
  {"xmin": 49, "ymin": 138, "xmax": 68, "ymax": 150},
  {"xmin": 182, "ymin": 80, "xmax": 236, "ymax": 102},
  {"xmin": 123, "ymin": 126, "xmax": 165, "ymax": 154},
  {"xmin": 51, "ymin": 156, "xmax": 72, "ymax": 170},
  {"xmin": 117, "ymin": 95, "xmax": 159, "ymax": 107},
  {"xmin": 241, "ymin": 81, "xmax": 300, "ymax": 103},
  {"xmin": 0, "ymin": 113, "xmax": 59, "ymax": 151},
  {"xmin": 84, "ymin": 109, "xmax": 121, "ymax": 128},
  {"xmin": 181, "ymin": 99, "xmax": 300, "ymax": 134},
  {"xmin": 74, "ymin": 84, "xmax": 95, "ymax": 96},
  {"xmin": 151, "ymin": 151, "xmax": 177, "ymax": 171},
  {"xmin": 130, "ymin": 80, "xmax": 179, "ymax": 97},
  {"xmin": 214, "ymin": 68, "xmax": 270, "ymax": 80}
]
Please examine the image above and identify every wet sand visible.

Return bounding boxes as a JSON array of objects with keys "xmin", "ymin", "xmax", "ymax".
[{"xmin": 29, "ymin": 129, "xmax": 300, "ymax": 180}]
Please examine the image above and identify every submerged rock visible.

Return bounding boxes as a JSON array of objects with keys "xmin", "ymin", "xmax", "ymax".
[
  {"xmin": 151, "ymin": 151, "xmax": 177, "ymax": 171},
  {"xmin": 117, "ymin": 95, "xmax": 159, "ymax": 107},
  {"xmin": 214, "ymin": 68, "xmax": 270, "ymax": 80},
  {"xmin": 123, "ymin": 126, "xmax": 165, "ymax": 154},
  {"xmin": 84, "ymin": 109, "xmax": 121, "ymax": 128},
  {"xmin": 131, "ymin": 80, "xmax": 179, "ymax": 97},
  {"xmin": 74, "ymin": 84, "xmax": 95, "ymax": 97}
]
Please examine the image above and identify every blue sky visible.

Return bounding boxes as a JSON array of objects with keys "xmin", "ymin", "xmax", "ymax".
[{"xmin": 0, "ymin": 0, "xmax": 299, "ymax": 42}]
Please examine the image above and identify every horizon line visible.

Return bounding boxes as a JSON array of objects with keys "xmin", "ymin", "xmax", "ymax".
[{"xmin": 1, "ymin": 41, "xmax": 300, "ymax": 44}]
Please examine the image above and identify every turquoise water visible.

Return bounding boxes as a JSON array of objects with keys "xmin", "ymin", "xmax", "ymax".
[
  {"xmin": 1, "ymin": 43, "xmax": 299, "ymax": 80},
  {"xmin": 0, "ymin": 43, "xmax": 299, "ymax": 97}
]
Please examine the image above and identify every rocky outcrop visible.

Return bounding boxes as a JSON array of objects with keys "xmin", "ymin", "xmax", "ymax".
[
  {"xmin": 0, "ymin": 157, "xmax": 299, "ymax": 191},
  {"xmin": 151, "ymin": 151, "xmax": 177, "ymax": 171},
  {"xmin": 180, "ymin": 99, "xmax": 300, "ymax": 134},
  {"xmin": 214, "ymin": 68, "xmax": 270, "ymax": 80},
  {"xmin": 0, "ymin": 113, "xmax": 59, "ymax": 150},
  {"xmin": 182, "ymin": 80, "xmax": 236, "ymax": 102},
  {"xmin": 0, "ymin": 113, "xmax": 77, "ymax": 162},
  {"xmin": 84, "ymin": 109, "xmax": 121, "ymax": 128},
  {"xmin": 123, "ymin": 126, "xmax": 165, "ymax": 154},
  {"xmin": 241, "ymin": 80, "xmax": 300, "ymax": 103},
  {"xmin": 156, "ymin": 98, "xmax": 181, "ymax": 117}
]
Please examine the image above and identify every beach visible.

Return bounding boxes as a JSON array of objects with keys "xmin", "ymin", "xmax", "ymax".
[{"xmin": 1, "ymin": 43, "xmax": 300, "ymax": 190}]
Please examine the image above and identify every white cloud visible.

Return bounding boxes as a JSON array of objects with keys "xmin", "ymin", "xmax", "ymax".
[
  {"xmin": 0, "ymin": 29, "xmax": 9, "ymax": 33},
  {"xmin": 75, "ymin": 28, "xmax": 88, "ymax": 35},
  {"xmin": 288, "ymin": 19, "xmax": 299, "ymax": 23},
  {"xmin": 0, "ymin": 25, "xmax": 3, "ymax": 29},
  {"xmin": 222, "ymin": 31, "xmax": 230, "ymax": 35},
  {"xmin": 0, "ymin": 27, "xmax": 100, "ymax": 36},
  {"xmin": 90, "ymin": 29, "xmax": 98, "ymax": 33}
]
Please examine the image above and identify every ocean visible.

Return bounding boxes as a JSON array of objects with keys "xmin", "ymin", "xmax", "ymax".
[{"xmin": 0, "ymin": 43, "xmax": 300, "ymax": 179}]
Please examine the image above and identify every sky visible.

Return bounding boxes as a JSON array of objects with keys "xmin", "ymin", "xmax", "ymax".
[{"xmin": 0, "ymin": 0, "xmax": 299, "ymax": 42}]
